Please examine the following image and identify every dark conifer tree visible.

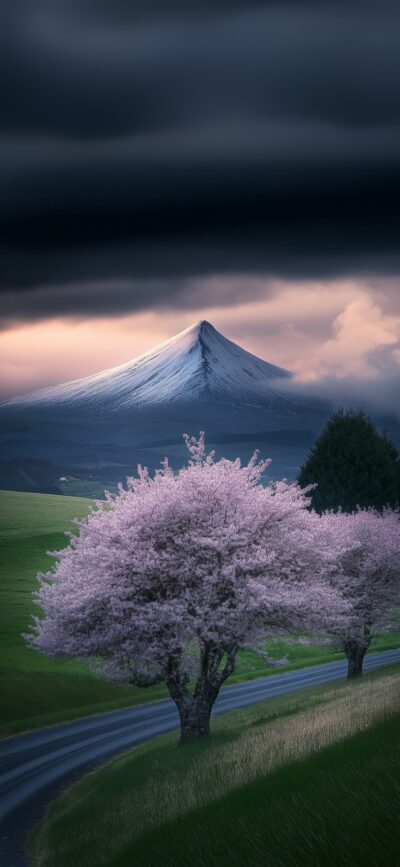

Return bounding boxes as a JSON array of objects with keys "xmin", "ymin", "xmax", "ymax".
[{"xmin": 298, "ymin": 409, "xmax": 400, "ymax": 514}]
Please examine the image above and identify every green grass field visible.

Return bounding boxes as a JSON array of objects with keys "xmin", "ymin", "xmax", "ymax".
[
  {"xmin": 1, "ymin": 489, "xmax": 399, "ymax": 738},
  {"xmin": 0, "ymin": 490, "xmax": 170, "ymax": 738},
  {"xmin": 30, "ymin": 665, "xmax": 400, "ymax": 867}
]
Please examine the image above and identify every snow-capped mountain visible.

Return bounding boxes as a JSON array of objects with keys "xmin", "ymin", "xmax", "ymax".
[
  {"xmin": 0, "ymin": 321, "xmax": 329, "ymax": 492},
  {"xmin": 5, "ymin": 320, "xmax": 291, "ymax": 412}
]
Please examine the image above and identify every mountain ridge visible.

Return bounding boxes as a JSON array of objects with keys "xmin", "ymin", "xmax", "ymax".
[
  {"xmin": 0, "ymin": 320, "xmax": 331, "ymax": 491},
  {"xmin": 3, "ymin": 320, "xmax": 292, "ymax": 413}
]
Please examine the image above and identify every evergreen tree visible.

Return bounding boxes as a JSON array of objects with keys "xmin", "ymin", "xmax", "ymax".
[{"xmin": 298, "ymin": 410, "xmax": 400, "ymax": 513}]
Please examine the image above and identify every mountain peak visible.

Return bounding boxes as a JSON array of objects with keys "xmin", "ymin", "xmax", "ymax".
[
  {"xmin": 192, "ymin": 319, "xmax": 214, "ymax": 333},
  {"xmin": 180, "ymin": 319, "xmax": 216, "ymax": 341},
  {"xmin": 4, "ymin": 319, "xmax": 291, "ymax": 412}
]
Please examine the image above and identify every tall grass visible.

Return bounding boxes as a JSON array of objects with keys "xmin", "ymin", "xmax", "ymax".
[{"xmin": 31, "ymin": 666, "xmax": 400, "ymax": 867}]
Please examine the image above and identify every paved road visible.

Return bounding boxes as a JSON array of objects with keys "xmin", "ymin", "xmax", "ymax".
[{"xmin": 1, "ymin": 648, "xmax": 399, "ymax": 867}]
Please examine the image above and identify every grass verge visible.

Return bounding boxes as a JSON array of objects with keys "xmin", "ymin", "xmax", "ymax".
[{"xmin": 30, "ymin": 664, "xmax": 400, "ymax": 867}]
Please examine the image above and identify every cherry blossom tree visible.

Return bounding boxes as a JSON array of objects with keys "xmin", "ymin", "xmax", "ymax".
[
  {"xmin": 321, "ymin": 508, "xmax": 400, "ymax": 678},
  {"xmin": 27, "ymin": 433, "xmax": 345, "ymax": 743}
]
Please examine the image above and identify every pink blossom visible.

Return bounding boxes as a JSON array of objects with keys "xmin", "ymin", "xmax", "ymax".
[
  {"xmin": 320, "ymin": 508, "xmax": 400, "ymax": 677},
  {"xmin": 27, "ymin": 433, "xmax": 346, "ymax": 740}
]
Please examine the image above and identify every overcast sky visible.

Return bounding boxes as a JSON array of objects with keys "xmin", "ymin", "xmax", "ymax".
[{"xmin": 2, "ymin": 1, "xmax": 400, "ymax": 401}]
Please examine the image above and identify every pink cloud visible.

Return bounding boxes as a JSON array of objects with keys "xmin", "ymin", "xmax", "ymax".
[{"xmin": 1, "ymin": 280, "xmax": 400, "ymax": 400}]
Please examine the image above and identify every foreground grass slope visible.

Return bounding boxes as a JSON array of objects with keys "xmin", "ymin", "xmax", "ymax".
[
  {"xmin": 0, "ymin": 491, "xmax": 168, "ymax": 737},
  {"xmin": 31, "ymin": 666, "xmax": 400, "ymax": 867},
  {"xmin": 1, "ymin": 489, "xmax": 399, "ymax": 737}
]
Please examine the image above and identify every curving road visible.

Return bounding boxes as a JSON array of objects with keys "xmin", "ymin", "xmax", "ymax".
[{"xmin": 1, "ymin": 648, "xmax": 399, "ymax": 867}]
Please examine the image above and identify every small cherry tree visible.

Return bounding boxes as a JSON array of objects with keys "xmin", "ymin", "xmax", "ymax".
[
  {"xmin": 27, "ymin": 434, "xmax": 345, "ymax": 743},
  {"xmin": 321, "ymin": 508, "xmax": 400, "ymax": 678}
]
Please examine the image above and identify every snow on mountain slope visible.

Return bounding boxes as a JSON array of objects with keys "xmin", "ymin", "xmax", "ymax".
[{"xmin": 3, "ymin": 320, "xmax": 293, "ymax": 412}]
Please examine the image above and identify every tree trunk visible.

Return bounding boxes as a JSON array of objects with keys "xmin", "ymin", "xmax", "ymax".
[
  {"xmin": 178, "ymin": 694, "xmax": 213, "ymax": 744},
  {"xmin": 164, "ymin": 660, "xmax": 216, "ymax": 744},
  {"xmin": 343, "ymin": 626, "xmax": 371, "ymax": 680},
  {"xmin": 344, "ymin": 642, "xmax": 367, "ymax": 679},
  {"xmin": 165, "ymin": 643, "xmax": 238, "ymax": 744}
]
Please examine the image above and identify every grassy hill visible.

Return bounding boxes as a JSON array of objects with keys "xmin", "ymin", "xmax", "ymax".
[
  {"xmin": 30, "ymin": 666, "xmax": 400, "ymax": 867},
  {"xmin": 1, "ymin": 489, "xmax": 398, "ymax": 738},
  {"xmin": 0, "ymin": 491, "xmax": 169, "ymax": 737}
]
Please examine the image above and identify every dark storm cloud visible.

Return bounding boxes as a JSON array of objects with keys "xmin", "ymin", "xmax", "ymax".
[
  {"xmin": 2, "ymin": 1, "xmax": 400, "ymax": 323},
  {"xmin": 3, "ymin": 2, "xmax": 400, "ymax": 138},
  {"xmin": 0, "ymin": 275, "xmax": 272, "ymax": 331}
]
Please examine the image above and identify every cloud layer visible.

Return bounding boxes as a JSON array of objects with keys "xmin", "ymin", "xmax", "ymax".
[
  {"xmin": 3, "ymin": 281, "xmax": 400, "ymax": 412},
  {"xmin": 2, "ymin": 1, "xmax": 400, "ymax": 325},
  {"xmin": 3, "ymin": 2, "xmax": 400, "ymax": 415}
]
